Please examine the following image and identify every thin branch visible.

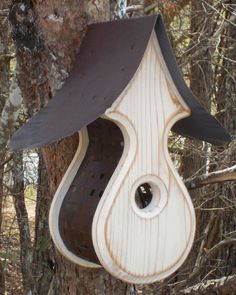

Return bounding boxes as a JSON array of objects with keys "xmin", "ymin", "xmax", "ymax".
[
  {"xmin": 125, "ymin": 1, "xmax": 159, "ymax": 14},
  {"xmin": 0, "ymin": 54, "xmax": 16, "ymax": 61},
  {"xmin": 145, "ymin": 2, "xmax": 158, "ymax": 14},
  {"xmin": 127, "ymin": 0, "xmax": 190, "ymax": 18},
  {"xmin": 0, "ymin": 75, "xmax": 23, "ymax": 154},
  {"xmin": 196, "ymin": 207, "xmax": 233, "ymax": 211},
  {"xmin": 184, "ymin": 164, "xmax": 236, "ymax": 190},
  {"xmin": 0, "ymin": 9, "xmax": 9, "ymax": 17},
  {"xmin": 126, "ymin": 5, "xmax": 143, "ymax": 13},
  {"xmin": 179, "ymin": 11, "xmax": 236, "ymax": 67},
  {"xmin": 173, "ymin": 239, "xmax": 236, "ymax": 291},
  {"xmin": 193, "ymin": 214, "xmax": 215, "ymax": 273},
  {"xmin": 0, "ymin": 154, "xmax": 13, "ymax": 169},
  {"xmin": 202, "ymin": 0, "xmax": 236, "ymax": 28},
  {"xmin": 206, "ymin": 239, "xmax": 236, "ymax": 259},
  {"xmin": 182, "ymin": 274, "xmax": 236, "ymax": 294}
]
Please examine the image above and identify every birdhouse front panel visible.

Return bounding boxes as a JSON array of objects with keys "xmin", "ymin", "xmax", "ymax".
[{"xmin": 91, "ymin": 32, "xmax": 195, "ymax": 283}]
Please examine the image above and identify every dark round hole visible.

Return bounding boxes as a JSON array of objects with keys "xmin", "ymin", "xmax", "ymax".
[{"xmin": 135, "ymin": 183, "xmax": 153, "ymax": 209}]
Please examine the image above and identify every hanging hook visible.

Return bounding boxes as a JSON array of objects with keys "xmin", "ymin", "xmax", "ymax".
[{"xmin": 116, "ymin": 0, "xmax": 127, "ymax": 19}]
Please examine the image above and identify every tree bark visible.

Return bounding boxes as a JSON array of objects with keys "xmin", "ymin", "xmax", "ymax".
[
  {"xmin": 0, "ymin": 172, "xmax": 5, "ymax": 295},
  {"xmin": 178, "ymin": 0, "xmax": 216, "ymax": 281},
  {"xmin": 32, "ymin": 152, "xmax": 54, "ymax": 295},
  {"xmin": 213, "ymin": 7, "xmax": 236, "ymax": 279},
  {"xmin": 12, "ymin": 152, "xmax": 33, "ymax": 294},
  {"xmin": 0, "ymin": 0, "xmax": 11, "ymax": 292},
  {"xmin": 11, "ymin": 0, "xmax": 129, "ymax": 294}
]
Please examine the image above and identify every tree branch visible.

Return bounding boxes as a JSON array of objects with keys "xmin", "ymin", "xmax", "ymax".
[
  {"xmin": 184, "ymin": 164, "xmax": 236, "ymax": 190},
  {"xmin": 159, "ymin": 0, "xmax": 191, "ymax": 25},
  {"xmin": 0, "ymin": 54, "xmax": 15, "ymax": 61},
  {"xmin": 0, "ymin": 75, "xmax": 23, "ymax": 156},
  {"xmin": 182, "ymin": 274, "xmax": 236, "ymax": 294},
  {"xmin": 126, "ymin": 0, "xmax": 191, "ymax": 20},
  {"xmin": 179, "ymin": 12, "xmax": 236, "ymax": 67},
  {"xmin": 173, "ymin": 239, "xmax": 236, "ymax": 292},
  {"xmin": 126, "ymin": 5, "xmax": 143, "ymax": 13},
  {"xmin": 0, "ymin": 154, "xmax": 13, "ymax": 168},
  {"xmin": 0, "ymin": 9, "xmax": 9, "ymax": 17}
]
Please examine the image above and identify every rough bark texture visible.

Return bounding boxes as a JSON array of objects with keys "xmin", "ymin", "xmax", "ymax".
[
  {"xmin": 178, "ymin": 0, "xmax": 215, "ymax": 280},
  {"xmin": 11, "ymin": 0, "xmax": 129, "ymax": 294},
  {"xmin": 0, "ymin": 2, "xmax": 10, "ymax": 114},
  {"xmin": 31, "ymin": 152, "xmax": 54, "ymax": 295},
  {"xmin": 0, "ymin": 1, "xmax": 11, "ymax": 293},
  {"xmin": 0, "ymin": 172, "xmax": 5, "ymax": 295},
  {"xmin": 12, "ymin": 151, "xmax": 33, "ymax": 294},
  {"xmin": 214, "ymin": 7, "xmax": 236, "ymax": 280}
]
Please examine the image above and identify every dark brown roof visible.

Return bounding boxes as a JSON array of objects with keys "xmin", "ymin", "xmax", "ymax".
[{"xmin": 10, "ymin": 15, "xmax": 230, "ymax": 151}]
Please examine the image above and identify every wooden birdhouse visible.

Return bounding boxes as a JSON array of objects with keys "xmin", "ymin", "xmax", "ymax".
[{"xmin": 11, "ymin": 15, "xmax": 230, "ymax": 284}]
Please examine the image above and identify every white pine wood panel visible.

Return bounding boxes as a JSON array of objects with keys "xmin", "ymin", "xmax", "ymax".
[{"xmin": 92, "ymin": 32, "xmax": 196, "ymax": 284}]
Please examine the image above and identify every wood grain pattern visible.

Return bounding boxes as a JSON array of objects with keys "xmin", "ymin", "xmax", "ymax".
[{"xmin": 92, "ymin": 32, "xmax": 196, "ymax": 284}]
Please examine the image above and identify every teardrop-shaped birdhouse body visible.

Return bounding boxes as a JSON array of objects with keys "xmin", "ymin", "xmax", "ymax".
[
  {"xmin": 92, "ymin": 33, "xmax": 195, "ymax": 283},
  {"xmin": 10, "ymin": 15, "xmax": 230, "ymax": 285}
]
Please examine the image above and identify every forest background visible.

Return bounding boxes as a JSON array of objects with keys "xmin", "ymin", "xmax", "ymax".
[{"xmin": 0, "ymin": 0, "xmax": 236, "ymax": 294}]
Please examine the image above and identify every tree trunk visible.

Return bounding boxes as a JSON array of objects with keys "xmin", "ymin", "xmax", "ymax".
[
  {"xmin": 12, "ymin": 152, "xmax": 33, "ymax": 294},
  {"xmin": 180, "ymin": 1, "xmax": 216, "ymax": 279},
  {"xmin": 11, "ymin": 0, "xmax": 129, "ymax": 294},
  {"xmin": 214, "ymin": 9, "xmax": 236, "ymax": 278},
  {"xmin": 32, "ymin": 152, "xmax": 54, "ymax": 295},
  {"xmin": 0, "ymin": 171, "xmax": 5, "ymax": 295},
  {"xmin": 0, "ymin": 0, "xmax": 11, "ymax": 292}
]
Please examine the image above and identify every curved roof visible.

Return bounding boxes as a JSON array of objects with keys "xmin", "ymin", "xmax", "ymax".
[{"xmin": 11, "ymin": 15, "xmax": 230, "ymax": 151}]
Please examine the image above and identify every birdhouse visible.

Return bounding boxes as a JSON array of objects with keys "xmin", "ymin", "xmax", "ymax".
[{"xmin": 11, "ymin": 15, "xmax": 230, "ymax": 284}]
